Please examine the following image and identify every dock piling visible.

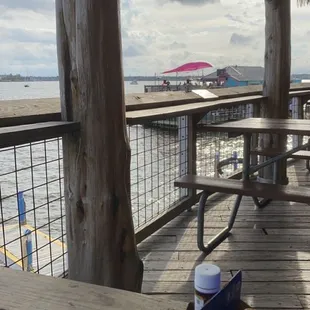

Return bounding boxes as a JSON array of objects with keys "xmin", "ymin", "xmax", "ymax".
[
  {"xmin": 214, "ymin": 152, "xmax": 220, "ymax": 177},
  {"xmin": 22, "ymin": 229, "xmax": 33, "ymax": 272},
  {"xmin": 17, "ymin": 192, "xmax": 26, "ymax": 225},
  {"xmin": 233, "ymin": 151, "xmax": 238, "ymax": 170}
]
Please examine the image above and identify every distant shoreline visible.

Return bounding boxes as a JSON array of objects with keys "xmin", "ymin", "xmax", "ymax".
[
  {"xmin": 0, "ymin": 79, "xmax": 58, "ymax": 82},
  {"xmin": 1, "ymin": 74, "xmax": 310, "ymax": 83},
  {"xmin": 0, "ymin": 74, "xmax": 194, "ymax": 83}
]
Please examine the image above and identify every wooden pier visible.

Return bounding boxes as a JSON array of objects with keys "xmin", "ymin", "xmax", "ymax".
[{"xmin": 138, "ymin": 160, "xmax": 310, "ymax": 309}]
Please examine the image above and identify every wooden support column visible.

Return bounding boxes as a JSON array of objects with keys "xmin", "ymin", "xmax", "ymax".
[
  {"xmin": 188, "ymin": 114, "xmax": 198, "ymax": 202},
  {"xmin": 291, "ymin": 97, "xmax": 304, "ymax": 147},
  {"xmin": 250, "ymin": 102, "xmax": 261, "ymax": 167},
  {"xmin": 55, "ymin": 1, "xmax": 143, "ymax": 291},
  {"xmin": 260, "ymin": 0, "xmax": 291, "ymax": 184}
]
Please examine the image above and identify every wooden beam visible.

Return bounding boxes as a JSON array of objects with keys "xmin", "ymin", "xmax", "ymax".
[
  {"xmin": 0, "ymin": 122, "xmax": 79, "ymax": 148},
  {"xmin": 0, "ymin": 98, "xmax": 61, "ymax": 127},
  {"xmin": 289, "ymin": 89, "xmax": 310, "ymax": 98},
  {"xmin": 188, "ymin": 115, "xmax": 198, "ymax": 199},
  {"xmin": 260, "ymin": 0, "xmax": 291, "ymax": 184},
  {"xmin": 126, "ymin": 95, "xmax": 265, "ymax": 124},
  {"xmin": 56, "ymin": 0, "xmax": 143, "ymax": 292},
  {"xmin": 0, "ymin": 113, "xmax": 61, "ymax": 128},
  {"xmin": 263, "ymin": 0, "xmax": 291, "ymax": 118}
]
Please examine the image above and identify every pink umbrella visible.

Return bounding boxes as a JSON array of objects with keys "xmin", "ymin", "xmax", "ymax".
[{"xmin": 162, "ymin": 61, "xmax": 213, "ymax": 74}]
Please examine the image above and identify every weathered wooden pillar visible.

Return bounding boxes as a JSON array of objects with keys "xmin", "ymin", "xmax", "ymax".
[
  {"xmin": 291, "ymin": 97, "xmax": 304, "ymax": 147},
  {"xmin": 55, "ymin": 1, "xmax": 143, "ymax": 291},
  {"xmin": 259, "ymin": 0, "xmax": 291, "ymax": 184}
]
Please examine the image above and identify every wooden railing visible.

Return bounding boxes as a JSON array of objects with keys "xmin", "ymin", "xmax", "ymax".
[{"xmin": 0, "ymin": 84, "xmax": 310, "ymax": 275}]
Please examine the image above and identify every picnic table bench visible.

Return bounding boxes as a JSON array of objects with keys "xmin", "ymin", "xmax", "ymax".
[{"xmin": 175, "ymin": 118, "xmax": 310, "ymax": 254}]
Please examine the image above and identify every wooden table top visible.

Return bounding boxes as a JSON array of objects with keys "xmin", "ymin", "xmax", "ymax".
[
  {"xmin": 0, "ymin": 267, "xmax": 190, "ymax": 310},
  {"xmin": 201, "ymin": 118, "xmax": 310, "ymax": 135}
]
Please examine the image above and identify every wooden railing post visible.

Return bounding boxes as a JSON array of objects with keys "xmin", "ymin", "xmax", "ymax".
[
  {"xmin": 251, "ymin": 102, "xmax": 261, "ymax": 167},
  {"xmin": 291, "ymin": 96, "xmax": 304, "ymax": 147},
  {"xmin": 56, "ymin": 0, "xmax": 143, "ymax": 291},
  {"xmin": 260, "ymin": 0, "xmax": 291, "ymax": 185},
  {"xmin": 188, "ymin": 115, "xmax": 197, "ymax": 201},
  {"xmin": 178, "ymin": 116, "xmax": 189, "ymax": 199}
]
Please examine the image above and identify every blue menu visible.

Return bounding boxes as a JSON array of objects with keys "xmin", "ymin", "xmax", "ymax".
[{"xmin": 202, "ymin": 271, "xmax": 242, "ymax": 310}]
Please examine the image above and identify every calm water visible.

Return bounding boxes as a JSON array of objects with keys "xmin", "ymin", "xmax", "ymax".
[{"xmin": 0, "ymin": 80, "xmax": 147, "ymax": 100}]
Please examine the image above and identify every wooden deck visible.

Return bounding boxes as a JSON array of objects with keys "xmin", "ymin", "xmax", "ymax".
[{"xmin": 138, "ymin": 160, "xmax": 310, "ymax": 309}]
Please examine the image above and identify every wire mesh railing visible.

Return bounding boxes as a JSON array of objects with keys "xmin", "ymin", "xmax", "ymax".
[
  {"xmin": 129, "ymin": 117, "xmax": 188, "ymax": 228},
  {"xmin": 196, "ymin": 103, "xmax": 254, "ymax": 178},
  {"xmin": 0, "ymin": 138, "xmax": 66, "ymax": 276}
]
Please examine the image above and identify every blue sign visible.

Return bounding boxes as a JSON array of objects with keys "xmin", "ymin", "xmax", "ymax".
[{"xmin": 202, "ymin": 271, "xmax": 242, "ymax": 310}]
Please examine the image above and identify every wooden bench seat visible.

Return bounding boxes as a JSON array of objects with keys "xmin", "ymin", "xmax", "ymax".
[
  {"xmin": 175, "ymin": 175, "xmax": 310, "ymax": 204},
  {"xmin": 174, "ymin": 175, "xmax": 310, "ymax": 254}
]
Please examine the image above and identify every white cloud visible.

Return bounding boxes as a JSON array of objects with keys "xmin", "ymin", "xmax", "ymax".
[
  {"xmin": 0, "ymin": 0, "xmax": 310, "ymax": 75},
  {"xmin": 0, "ymin": 0, "xmax": 55, "ymax": 12}
]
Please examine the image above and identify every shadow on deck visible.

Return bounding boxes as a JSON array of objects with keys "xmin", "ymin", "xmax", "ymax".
[{"xmin": 138, "ymin": 160, "xmax": 310, "ymax": 309}]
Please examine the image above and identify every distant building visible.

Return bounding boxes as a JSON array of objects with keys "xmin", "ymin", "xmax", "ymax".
[{"xmin": 202, "ymin": 65, "xmax": 264, "ymax": 88}]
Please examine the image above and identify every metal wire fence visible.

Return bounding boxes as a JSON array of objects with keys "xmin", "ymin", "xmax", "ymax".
[
  {"xmin": 196, "ymin": 103, "xmax": 254, "ymax": 178},
  {"xmin": 129, "ymin": 117, "xmax": 188, "ymax": 228},
  {"xmin": 0, "ymin": 138, "xmax": 66, "ymax": 276}
]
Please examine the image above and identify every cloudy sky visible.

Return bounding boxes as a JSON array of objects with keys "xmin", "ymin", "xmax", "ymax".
[{"xmin": 0, "ymin": 0, "xmax": 310, "ymax": 76}]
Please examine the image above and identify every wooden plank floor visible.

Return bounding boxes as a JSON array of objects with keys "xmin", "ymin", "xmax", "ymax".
[{"xmin": 138, "ymin": 160, "xmax": 310, "ymax": 309}]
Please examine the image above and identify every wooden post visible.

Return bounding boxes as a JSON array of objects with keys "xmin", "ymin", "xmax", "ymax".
[
  {"xmin": 55, "ymin": 1, "xmax": 143, "ymax": 291},
  {"xmin": 178, "ymin": 116, "xmax": 188, "ymax": 199},
  {"xmin": 260, "ymin": 0, "xmax": 291, "ymax": 184},
  {"xmin": 188, "ymin": 115, "xmax": 197, "ymax": 199},
  {"xmin": 291, "ymin": 97, "xmax": 304, "ymax": 147},
  {"xmin": 250, "ymin": 102, "xmax": 261, "ymax": 167}
]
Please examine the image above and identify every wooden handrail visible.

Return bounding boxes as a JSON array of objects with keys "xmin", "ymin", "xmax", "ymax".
[
  {"xmin": 0, "ymin": 121, "xmax": 80, "ymax": 148},
  {"xmin": 127, "ymin": 95, "xmax": 265, "ymax": 124}
]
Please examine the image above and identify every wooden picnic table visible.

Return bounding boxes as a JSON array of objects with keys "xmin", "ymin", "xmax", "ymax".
[
  {"xmin": 175, "ymin": 117, "xmax": 310, "ymax": 254},
  {"xmin": 0, "ymin": 267, "xmax": 190, "ymax": 310}
]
